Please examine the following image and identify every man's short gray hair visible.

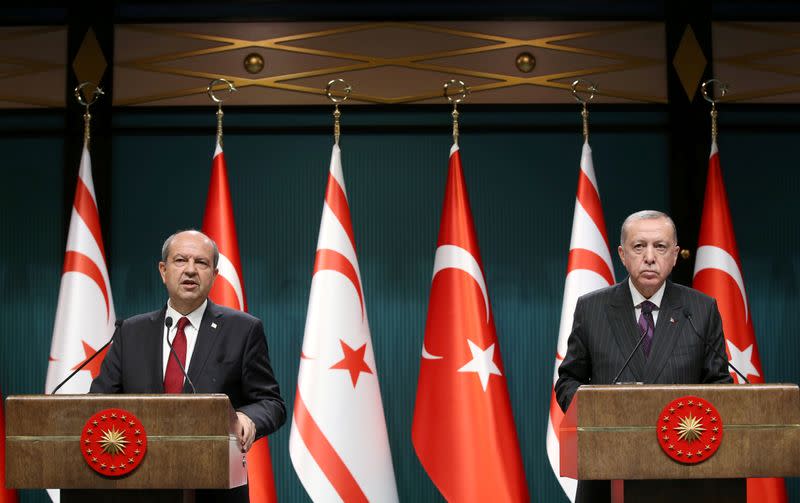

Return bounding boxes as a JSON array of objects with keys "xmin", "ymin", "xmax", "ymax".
[
  {"xmin": 161, "ymin": 230, "xmax": 219, "ymax": 268},
  {"xmin": 620, "ymin": 210, "xmax": 678, "ymax": 245}
]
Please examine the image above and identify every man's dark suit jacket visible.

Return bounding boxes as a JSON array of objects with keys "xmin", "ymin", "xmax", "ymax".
[
  {"xmin": 555, "ymin": 279, "xmax": 733, "ymax": 503},
  {"xmin": 90, "ymin": 301, "xmax": 286, "ymax": 502}
]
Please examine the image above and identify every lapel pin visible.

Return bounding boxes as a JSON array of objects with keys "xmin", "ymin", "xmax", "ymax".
[
  {"xmin": 670, "ymin": 317, "xmax": 676, "ymax": 324},
  {"xmin": 211, "ymin": 322, "xmax": 218, "ymax": 329}
]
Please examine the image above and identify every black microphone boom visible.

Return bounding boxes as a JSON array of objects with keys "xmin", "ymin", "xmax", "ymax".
[
  {"xmin": 683, "ymin": 309, "xmax": 750, "ymax": 384},
  {"xmin": 612, "ymin": 325, "xmax": 649, "ymax": 384},
  {"xmin": 164, "ymin": 316, "xmax": 196, "ymax": 393},
  {"xmin": 51, "ymin": 320, "xmax": 122, "ymax": 395}
]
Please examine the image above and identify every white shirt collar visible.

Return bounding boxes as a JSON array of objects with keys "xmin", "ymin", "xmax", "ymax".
[
  {"xmin": 628, "ymin": 278, "xmax": 666, "ymax": 310},
  {"xmin": 166, "ymin": 299, "xmax": 207, "ymax": 330}
]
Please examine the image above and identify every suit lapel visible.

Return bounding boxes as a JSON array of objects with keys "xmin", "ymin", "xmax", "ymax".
[
  {"xmin": 643, "ymin": 281, "xmax": 683, "ymax": 383},
  {"xmin": 149, "ymin": 307, "xmax": 168, "ymax": 393},
  {"xmin": 186, "ymin": 301, "xmax": 224, "ymax": 391},
  {"xmin": 606, "ymin": 281, "xmax": 647, "ymax": 382}
]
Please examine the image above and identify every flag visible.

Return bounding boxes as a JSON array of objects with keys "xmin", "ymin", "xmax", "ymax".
[
  {"xmin": 693, "ymin": 141, "xmax": 787, "ymax": 502},
  {"xmin": 201, "ymin": 142, "xmax": 278, "ymax": 503},
  {"xmin": 412, "ymin": 144, "xmax": 528, "ymax": 502},
  {"xmin": 44, "ymin": 143, "xmax": 116, "ymax": 502},
  {"xmin": 546, "ymin": 141, "xmax": 615, "ymax": 501},
  {"xmin": 289, "ymin": 144, "xmax": 398, "ymax": 501},
  {"xmin": 1, "ymin": 385, "xmax": 19, "ymax": 503}
]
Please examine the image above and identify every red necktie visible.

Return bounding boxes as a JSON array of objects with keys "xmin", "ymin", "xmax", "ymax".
[{"xmin": 164, "ymin": 316, "xmax": 189, "ymax": 393}]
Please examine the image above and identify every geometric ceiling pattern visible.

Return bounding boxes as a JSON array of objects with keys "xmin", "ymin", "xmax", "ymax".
[
  {"xmin": 114, "ymin": 21, "xmax": 668, "ymax": 106},
  {"xmin": 2, "ymin": 22, "xmax": 797, "ymax": 107},
  {"xmin": 713, "ymin": 22, "xmax": 800, "ymax": 103},
  {"xmin": 0, "ymin": 26, "xmax": 66, "ymax": 108}
]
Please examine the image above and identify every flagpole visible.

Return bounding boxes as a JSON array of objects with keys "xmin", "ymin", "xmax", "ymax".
[
  {"xmin": 701, "ymin": 78, "xmax": 729, "ymax": 145},
  {"xmin": 73, "ymin": 81, "xmax": 104, "ymax": 149},
  {"xmin": 206, "ymin": 78, "xmax": 237, "ymax": 148},
  {"xmin": 325, "ymin": 78, "xmax": 351, "ymax": 145},
  {"xmin": 443, "ymin": 79, "xmax": 469, "ymax": 146},
  {"xmin": 571, "ymin": 78, "xmax": 597, "ymax": 143}
]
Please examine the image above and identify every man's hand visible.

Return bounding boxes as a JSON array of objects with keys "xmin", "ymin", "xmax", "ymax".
[{"xmin": 235, "ymin": 411, "xmax": 256, "ymax": 453}]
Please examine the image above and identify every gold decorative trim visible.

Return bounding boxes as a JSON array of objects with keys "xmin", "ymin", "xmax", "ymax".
[
  {"xmin": 114, "ymin": 21, "xmax": 667, "ymax": 105},
  {"xmin": 713, "ymin": 22, "xmax": 800, "ymax": 102}
]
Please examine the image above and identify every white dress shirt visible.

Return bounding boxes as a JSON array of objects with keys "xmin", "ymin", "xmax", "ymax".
[
  {"xmin": 628, "ymin": 278, "xmax": 666, "ymax": 327},
  {"xmin": 162, "ymin": 299, "xmax": 207, "ymax": 379}
]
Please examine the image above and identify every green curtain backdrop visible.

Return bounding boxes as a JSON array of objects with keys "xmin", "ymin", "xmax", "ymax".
[{"xmin": 1, "ymin": 108, "xmax": 798, "ymax": 501}]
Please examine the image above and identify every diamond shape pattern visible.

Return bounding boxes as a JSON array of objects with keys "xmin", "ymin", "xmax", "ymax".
[
  {"xmin": 672, "ymin": 25, "xmax": 707, "ymax": 101},
  {"xmin": 72, "ymin": 28, "xmax": 107, "ymax": 97}
]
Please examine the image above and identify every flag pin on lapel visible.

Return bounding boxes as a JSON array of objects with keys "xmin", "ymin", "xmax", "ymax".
[
  {"xmin": 211, "ymin": 322, "xmax": 217, "ymax": 329},
  {"xmin": 670, "ymin": 317, "xmax": 676, "ymax": 324}
]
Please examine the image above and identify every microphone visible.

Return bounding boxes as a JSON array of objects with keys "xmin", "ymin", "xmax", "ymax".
[
  {"xmin": 612, "ymin": 324, "xmax": 649, "ymax": 384},
  {"xmin": 164, "ymin": 316, "xmax": 196, "ymax": 393},
  {"xmin": 51, "ymin": 320, "xmax": 122, "ymax": 394},
  {"xmin": 683, "ymin": 309, "xmax": 750, "ymax": 384}
]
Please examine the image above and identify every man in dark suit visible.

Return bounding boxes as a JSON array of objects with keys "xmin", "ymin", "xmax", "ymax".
[
  {"xmin": 91, "ymin": 230, "xmax": 285, "ymax": 502},
  {"xmin": 555, "ymin": 210, "xmax": 732, "ymax": 503}
]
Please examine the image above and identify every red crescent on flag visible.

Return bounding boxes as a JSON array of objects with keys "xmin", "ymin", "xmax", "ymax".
[
  {"xmin": 313, "ymin": 249, "xmax": 364, "ymax": 319},
  {"xmin": 63, "ymin": 250, "xmax": 110, "ymax": 321},
  {"xmin": 566, "ymin": 248, "xmax": 614, "ymax": 285}
]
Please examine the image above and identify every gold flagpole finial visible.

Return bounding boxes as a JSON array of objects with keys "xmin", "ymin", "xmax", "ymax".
[
  {"xmin": 207, "ymin": 79, "xmax": 237, "ymax": 148},
  {"xmin": 444, "ymin": 80, "xmax": 469, "ymax": 145},
  {"xmin": 326, "ymin": 79, "xmax": 351, "ymax": 145},
  {"xmin": 701, "ymin": 79, "xmax": 728, "ymax": 145},
  {"xmin": 74, "ymin": 82, "xmax": 104, "ymax": 148},
  {"xmin": 571, "ymin": 79, "xmax": 596, "ymax": 143}
]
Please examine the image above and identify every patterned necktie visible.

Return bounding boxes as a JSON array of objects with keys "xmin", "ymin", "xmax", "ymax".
[
  {"xmin": 164, "ymin": 316, "xmax": 189, "ymax": 393},
  {"xmin": 639, "ymin": 300, "xmax": 656, "ymax": 358}
]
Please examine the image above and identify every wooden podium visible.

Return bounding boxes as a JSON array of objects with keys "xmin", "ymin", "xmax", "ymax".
[
  {"xmin": 5, "ymin": 394, "xmax": 247, "ymax": 501},
  {"xmin": 560, "ymin": 384, "xmax": 800, "ymax": 503}
]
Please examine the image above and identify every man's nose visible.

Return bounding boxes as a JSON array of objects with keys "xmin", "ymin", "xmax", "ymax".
[
  {"xmin": 185, "ymin": 259, "xmax": 197, "ymax": 273},
  {"xmin": 644, "ymin": 246, "xmax": 656, "ymax": 262}
]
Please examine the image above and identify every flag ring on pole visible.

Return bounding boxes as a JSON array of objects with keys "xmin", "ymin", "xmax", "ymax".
[
  {"xmin": 74, "ymin": 81, "xmax": 104, "ymax": 107},
  {"xmin": 571, "ymin": 79, "xmax": 597, "ymax": 105},
  {"xmin": 701, "ymin": 79, "xmax": 729, "ymax": 105},
  {"xmin": 326, "ymin": 78, "xmax": 351, "ymax": 103},
  {"xmin": 207, "ymin": 78, "xmax": 237, "ymax": 104}
]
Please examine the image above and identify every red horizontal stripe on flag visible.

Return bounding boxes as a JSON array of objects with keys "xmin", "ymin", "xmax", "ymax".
[
  {"xmin": 293, "ymin": 391, "xmax": 369, "ymax": 503},
  {"xmin": 324, "ymin": 174, "xmax": 357, "ymax": 253},
  {"xmin": 73, "ymin": 177, "xmax": 106, "ymax": 260},
  {"xmin": 576, "ymin": 170, "xmax": 610, "ymax": 247}
]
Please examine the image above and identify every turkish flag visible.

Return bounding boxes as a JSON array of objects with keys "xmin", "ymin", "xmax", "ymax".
[
  {"xmin": 693, "ymin": 142, "xmax": 787, "ymax": 502},
  {"xmin": 547, "ymin": 141, "xmax": 615, "ymax": 502},
  {"xmin": 44, "ymin": 143, "xmax": 116, "ymax": 502},
  {"xmin": 201, "ymin": 142, "xmax": 277, "ymax": 503},
  {"xmin": 412, "ymin": 145, "xmax": 528, "ymax": 502},
  {"xmin": 1, "ymin": 385, "xmax": 18, "ymax": 503},
  {"xmin": 289, "ymin": 144, "xmax": 398, "ymax": 501}
]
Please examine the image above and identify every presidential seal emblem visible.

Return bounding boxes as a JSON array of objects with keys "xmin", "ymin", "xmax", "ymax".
[
  {"xmin": 81, "ymin": 408, "xmax": 147, "ymax": 476},
  {"xmin": 657, "ymin": 395, "xmax": 723, "ymax": 464}
]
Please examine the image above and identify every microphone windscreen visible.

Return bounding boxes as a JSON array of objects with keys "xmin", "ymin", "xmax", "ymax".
[{"xmin": 165, "ymin": 316, "xmax": 173, "ymax": 328}]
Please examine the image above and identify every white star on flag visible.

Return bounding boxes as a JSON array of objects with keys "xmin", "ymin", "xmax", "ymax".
[
  {"xmin": 458, "ymin": 339, "xmax": 502, "ymax": 391},
  {"xmin": 726, "ymin": 340, "xmax": 760, "ymax": 383}
]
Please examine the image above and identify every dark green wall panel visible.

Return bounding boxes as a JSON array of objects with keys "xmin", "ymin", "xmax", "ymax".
[{"xmin": 3, "ymin": 109, "xmax": 799, "ymax": 501}]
